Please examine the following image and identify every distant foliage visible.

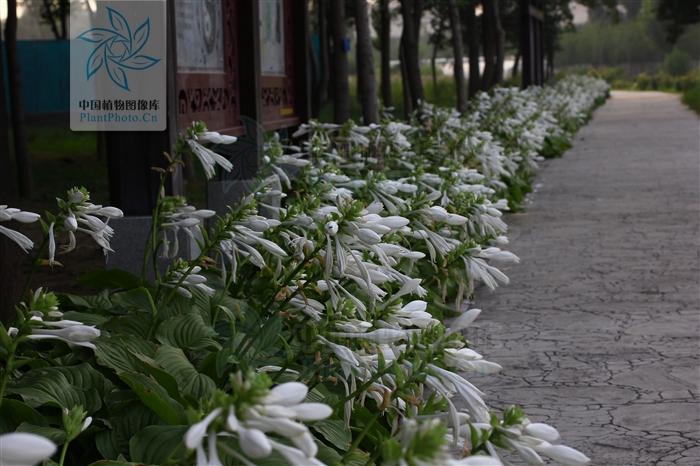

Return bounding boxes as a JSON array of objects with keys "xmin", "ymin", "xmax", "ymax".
[{"xmin": 662, "ymin": 48, "xmax": 693, "ymax": 77}]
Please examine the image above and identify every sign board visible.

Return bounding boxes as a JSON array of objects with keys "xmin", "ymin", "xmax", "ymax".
[
  {"xmin": 176, "ymin": 0, "xmax": 242, "ymax": 135},
  {"xmin": 259, "ymin": 0, "xmax": 299, "ymax": 130}
]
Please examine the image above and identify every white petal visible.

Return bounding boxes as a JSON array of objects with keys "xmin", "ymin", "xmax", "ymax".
[
  {"xmin": 184, "ymin": 407, "xmax": 222, "ymax": 449},
  {"xmin": 239, "ymin": 427, "xmax": 272, "ymax": 459},
  {"xmin": 524, "ymin": 423, "xmax": 560, "ymax": 443},
  {"xmin": 0, "ymin": 432, "xmax": 57, "ymax": 465},
  {"xmin": 289, "ymin": 403, "xmax": 333, "ymax": 422},
  {"xmin": 267, "ymin": 382, "xmax": 308, "ymax": 406}
]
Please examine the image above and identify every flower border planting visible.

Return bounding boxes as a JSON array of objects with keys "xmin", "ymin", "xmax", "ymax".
[{"xmin": 0, "ymin": 76, "xmax": 609, "ymax": 466}]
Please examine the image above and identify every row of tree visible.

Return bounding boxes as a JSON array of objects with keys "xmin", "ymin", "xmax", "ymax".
[{"xmin": 310, "ymin": 0, "xmax": 698, "ymax": 123}]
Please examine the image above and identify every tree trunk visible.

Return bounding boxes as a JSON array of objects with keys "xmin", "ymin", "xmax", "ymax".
[
  {"xmin": 309, "ymin": 30, "xmax": 321, "ymax": 118},
  {"xmin": 0, "ymin": 30, "xmax": 22, "ymax": 323},
  {"xmin": 448, "ymin": 0, "xmax": 467, "ymax": 113},
  {"xmin": 41, "ymin": 0, "xmax": 60, "ymax": 40},
  {"xmin": 319, "ymin": 0, "xmax": 330, "ymax": 107},
  {"xmin": 481, "ymin": 0, "xmax": 496, "ymax": 91},
  {"xmin": 399, "ymin": 41, "xmax": 413, "ymax": 117},
  {"xmin": 400, "ymin": 0, "xmax": 424, "ymax": 110},
  {"xmin": 431, "ymin": 39, "xmax": 438, "ymax": 101},
  {"xmin": 5, "ymin": 0, "xmax": 34, "ymax": 199},
  {"xmin": 494, "ymin": 0, "xmax": 505, "ymax": 85},
  {"xmin": 330, "ymin": 0, "xmax": 350, "ymax": 124},
  {"xmin": 512, "ymin": 52, "xmax": 520, "ymax": 78},
  {"xmin": 379, "ymin": 0, "xmax": 393, "ymax": 109},
  {"xmin": 354, "ymin": 0, "xmax": 379, "ymax": 125},
  {"xmin": 59, "ymin": 0, "xmax": 68, "ymax": 39},
  {"xmin": 413, "ymin": 0, "xmax": 423, "ymax": 44},
  {"xmin": 465, "ymin": 1, "xmax": 480, "ymax": 98}
]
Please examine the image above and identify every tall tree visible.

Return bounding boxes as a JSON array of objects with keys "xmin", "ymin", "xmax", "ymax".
[
  {"xmin": 378, "ymin": 0, "xmax": 393, "ymax": 109},
  {"xmin": 5, "ymin": 0, "xmax": 34, "ymax": 199},
  {"xmin": 354, "ymin": 0, "xmax": 379, "ymax": 124},
  {"xmin": 40, "ymin": 0, "xmax": 70, "ymax": 40},
  {"xmin": 400, "ymin": 0, "xmax": 425, "ymax": 111},
  {"xmin": 494, "ymin": 0, "xmax": 506, "ymax": 85},
  {"xmin": 330, "ymin": 0, "xmax": 350, "ymax": 124},
  {"xmin": 448, "ymin": 0, "xmax": 468, "ymax": 113},
  {"xmin": 0, "ymin": 30, "xmax": 22, "ymax": 322},
  {"xmin": 463, "ymin": 0, "xmax": 480, "ymax": 98},
  {"xmin": 656, "ymin": 0, "xmax": 700, "ymax": 44},
  {"xmin": 427, "ymin": 1, "xmax": 449, "ymax": 100},
  {"xmin": 319, "ymin": 0, "xmax": 330, "ymax": 107},
  {"xmin": 481, "ymin": 0, "xmax": 497, "ymax": 90}
]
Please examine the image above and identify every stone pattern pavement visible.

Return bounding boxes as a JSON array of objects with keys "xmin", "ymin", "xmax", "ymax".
[{"xmin": 467, "ymin": 92, "xmax": 700, "ymax": 465}]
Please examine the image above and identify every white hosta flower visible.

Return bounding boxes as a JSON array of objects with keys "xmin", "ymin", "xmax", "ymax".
[
  {"xmin": 324, "ymin": 221, "xmax": 338, "ymax": 236},
  {"xmin": 524, "ymin": 422, "xmax": 561, "ymax": 443},
  {"xmin": 184, "ymin": 407, "xmax": 223, "ymax": 450},
  {"xmin": 238, "ymin": 426, "xmax": 272, "ymax": 459},
  {"xmin": 187, "ymin": 139, "xmax": 234, "ymax": 179},
  {"xmin": 197, "ymin": 131, "xmax": 238, "ymax": 145},
  {"xmin": 262, "ymin": 382, "xmax": 308, "ymax": 407},
  {"xmin": 0, "ymin": 206, "xmax": 39, "ymax": 252},
  {"xmin": 0, "ymin": 432, "xmax": 57, "ymax": 466},
  {"xmin": 0, "ymin": 225, "xmax": 34, "ymax": 252},
  {"xmin": 533, "ymin": 444, "xmax": 591, "ymax": 466},
  {"xmin": 27, "ymin": 319, "xmax": 100, "ymax": 349},
  {"xmin": 330, "ymin": 328, "xmax": 414, "ymax": 344}
]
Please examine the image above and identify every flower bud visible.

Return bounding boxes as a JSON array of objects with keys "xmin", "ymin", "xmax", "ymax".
[
  {"xmin": 324, "ymin": 221, "xmax": 338, "ymax": 236},
  {"xmin": 239, "ymin": 428, "xmax": 272, "ymax": 459},
  {"xmin": 0, "ymin": 432, "xmax": 57, "ymax": 465},
  {"xmin": 64, "ymin": 216, "xmax": 78, "ymax": 232}
]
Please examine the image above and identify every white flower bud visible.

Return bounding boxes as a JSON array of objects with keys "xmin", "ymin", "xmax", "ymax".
[
  {"xmin": 239, "ymin": 427, "xmax": 272, "ymax": 459},
  {"xmin": 324, "ymin": 221, "xmax": 338, "ymax": 236},
  {"xmin": 289, "ymin": 403, "xmax": 333, "ymax": 422},
  {"xmin": 64, "ymin": 216, "xmax": 78, "ymax": 232},
  {"xmin": 524, "ymin": 423, "xmax": 561, "ymax": 443},
  {"xmin": 10, "ymin": 211, "xmax": 41, "ymax": 223},
  {"xmin": 356, "ymin": 228, "xmax": 381, "ymax": 245},
  {"xmin": 535, "ymin": 444, "xmax": 590, "ymax": 466},
  {"xmin": 184, "ymin": 407, "xmax": 222, "ymax": 449},
  {"xmin": 265, "ymin": 382, "xmax": 308, "ymax": 406},
  {"xmin": 0, "ymin": 432, "xmax": 57, "ymax": 466}
]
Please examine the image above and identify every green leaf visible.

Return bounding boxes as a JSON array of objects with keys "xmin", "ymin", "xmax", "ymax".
[
  {"xmin": 152, "ymin": 346, "xmax": 215, "ymax": 401},
  {"xmin": 87, "ymin": 461, "xmax": 157, "ymax": 466},
  {"xmin": 312, "ymin": 419, "xmax": 351, "ymax": 451},
  {"xmin": 95, "ymin": 402, "xmax": 164, "ymax": 461},
  {"xmin": 156, "ymin": 314, "xmax": 221, "ymax": 351},
  {"xmin": 0, "ymin": 399, "xmax": 48, "ymax": 433},
  {"xmin": 60, "ymin": 311, "xmax": 110, "ymax": 326},
  {"xmin": 94, "ymin": 336, "xmax": 157, "ymax": 373},
  {"xmin": 6, "ymin": 363, "xmax": 108, "ymax": 412},
  {"xmin": 126, "ymin": 350, "xmax": 189, "ymax": 408},
  {"xmin": 111, "ymin": 288, "xmax": 156, "ymax": 312},
  {"xmin": 102, "ymin": 311, "xmax": 153, "ymax": 340},
  {"xmin": 314, "ymin": 439, "xmax": 344, "ymax": 466},
  {"xmin": 129, "ymin": 425, "xmax": 187, "ymax": 465},
  {"xmin": 16, "ymin": 423, "xmax": 67, "ymax": 445},
  {"xmin": 75, "ymin": 268, "xmax": 142, "ymax": 290},
  {"xmin": 118, "ymin": 372, "xmax": 186, "ymax": 425},
  {"xmin": 81, "ymin": 290, "xmax": 115, "ymax": 310}
]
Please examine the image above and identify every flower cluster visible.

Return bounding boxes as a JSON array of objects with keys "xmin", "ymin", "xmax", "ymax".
[
  {"xmin": 0, "ymin": 76, "xmax": 607, "ymax": 466},
  {"xmin": 184, "ymin": 372, "xmax": 332, "ymax": 465}
]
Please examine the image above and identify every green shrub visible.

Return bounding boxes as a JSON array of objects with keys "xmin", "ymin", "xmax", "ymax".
[
  {"xmin": 636, "ymin": 73, "xmax": 652, "ymax": 90},
  {"xmin": 682, "ymin": 83, "xmax": 700, "ymax": 114},
  {"xmin": 662, "ymin": 48, "xmax": 693, "ymax": 77}
]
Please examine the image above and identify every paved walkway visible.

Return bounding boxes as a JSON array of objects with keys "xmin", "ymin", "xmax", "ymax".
[{"xmin": 471, "ymin": 91, "xmax": 700, "ymax": 465}]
